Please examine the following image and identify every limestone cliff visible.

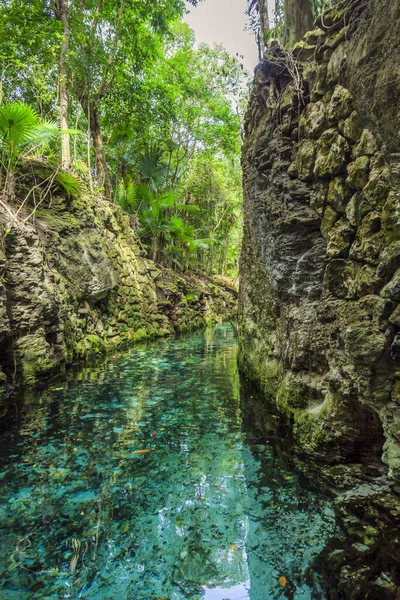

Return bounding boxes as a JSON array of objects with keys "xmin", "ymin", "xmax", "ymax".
[
  {"xmin": 0, "ymin": 177, "xmax": 236, "ymax": 401},
  {"xmin": 239, "ymin": 0, "xmax": 400, "ymax": 596}
]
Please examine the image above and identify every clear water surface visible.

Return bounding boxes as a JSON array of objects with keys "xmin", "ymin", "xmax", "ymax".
[{"xmin": 0, "ymin": 325, "xmax": 336, "ymax": 599}]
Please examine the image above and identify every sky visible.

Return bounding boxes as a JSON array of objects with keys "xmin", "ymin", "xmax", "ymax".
[{"xmin": 184, "ymin": 0, "xmax": 260, "ymax": 73}]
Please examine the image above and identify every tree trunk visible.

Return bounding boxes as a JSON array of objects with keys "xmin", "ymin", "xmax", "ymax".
[
  {"xmin": 55, "ymin": 0, "xmax": 71, "ymax": 170},
  {"xmin": 89, "ymin": 104, "xmax": 113, "ymax": 200},
  {"xmin": 151, "ymin": 232, "xmax": 158, "ymax": 262},
  {"xmin": 283, "ymin": 0, "xmax": 314, "ymax": 47},
  {"xmin": 257, "ymin": 0, "xmax": 269, "ymax": 51}
]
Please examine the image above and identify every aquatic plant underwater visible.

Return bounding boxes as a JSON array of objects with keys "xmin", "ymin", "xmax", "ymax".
[{"xmin": 0, "ymin": 325, "xmax": 336, "ymax": 599}]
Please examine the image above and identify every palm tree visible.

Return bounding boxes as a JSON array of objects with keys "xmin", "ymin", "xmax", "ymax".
[
  {"xmin": 137, "ymin": 143, "xmax": 167, "ymax": 193},
  {"xmin": 0, "ymin": 102, "xmax": 81, "ymax": 200}
]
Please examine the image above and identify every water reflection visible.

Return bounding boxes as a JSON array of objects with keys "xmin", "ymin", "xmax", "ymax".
[{"xmin": 0, "ymin": 325, "xmax": 336, "ymax": 599}]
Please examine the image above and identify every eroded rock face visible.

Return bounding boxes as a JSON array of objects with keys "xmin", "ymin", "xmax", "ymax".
[
  {"xmin": 239, "ymin": 0, "xmax": 400, "ymax": 596},
  {"xmin": 0, "ymin": 189, "xmax": 236, "ymax": 400}
]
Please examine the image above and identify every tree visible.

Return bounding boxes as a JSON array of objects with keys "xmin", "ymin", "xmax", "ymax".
[
  {"xmin": 284, "ymin": 0, "xmax": 314, "ymax": 46},
  {"xmin": 247, "ymin": 0, "xmax": 323, "ymax": 49},
  {"xmin": 54, "ymin": 0, "xmax": 71, "ymax": 170},
  {"xmin": 247, "ymin": 0, "xmax": 270, "ymax": 59},
  {"xmin": 67, "ymin": 0, "xmax": 200, "ymax": 199}
]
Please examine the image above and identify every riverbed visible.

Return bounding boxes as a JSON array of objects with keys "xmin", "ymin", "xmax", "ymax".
[{"xmin": 0, "ymin": 325, "xmax": 336, "ymax": 599}]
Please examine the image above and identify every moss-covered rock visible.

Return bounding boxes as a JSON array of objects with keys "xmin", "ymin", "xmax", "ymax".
[
  {"xmin": 314, "ymin": 128, "xmax": 349, "ymax": 178},
  {"xmin": 345, "ymin": 191, "xmax": 372, "ymax": 226},
  {"xmin": 323, "ymin": 259, "xmax": 380, "ymax": 299},
  {"xmin": 338, "ymin": 110, "xmax": 363, "ymax": 143},
  {"xmin": 304, "ymin": 63, "xmax": 328, "ymax": 101},
  {"xmin": 288, "ymin": 139, "xmax": 316, "ymax": 181},
  {"xmin": 321, "ymin": 205, "xmax": 340, "ymax": 238},
  {"xmin": 381, "ymin": 268, "xmax": 400, "ymax": 302},
  {"xmin": 240, "ymin": 7, "xmax": 400, "ymax": 593},
  {"xmin": 381, "ymin": 193, "xmax": 400, "ymax": 244},
  {"xmin": 327, "ymin": 176, "xmax": 352, "ymax": 213},
  {"xmin": 326, "ymin": 218, "xmax": 355, "ymax": 258},
  {"xmin": 353, "ymin": 129, "xmax": 378, "ymax": 158},
  {"xmin": 350, "ymin": 212, "xmax": 384, "ymax": 265},
  {"xmin": 378, "ymin": 241, "xmax": 400, "ymax": 281},
  {"xmin": 292, "ymin": 40, "xmax": 316, "ymax": 61},
  {"xmin": 363, "ymin": 163, "xmax": 391, "ymax": 209},
  {"xmin": 326, "ymin": 43, "xmax": 347, "ymax": 86},
  {"xmin": 346, "ymin": 156, "xmax": 370, "ymax": 190},
  {"xmin": 299, "ymin": 101, "xmax": 327, "ymax": 138},
  {"xmin": 327, "ymin": 85, "xmax": 354, "ymax": 123}
]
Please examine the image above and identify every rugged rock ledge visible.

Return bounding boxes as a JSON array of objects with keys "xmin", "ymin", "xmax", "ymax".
[
  {"xmin": 0, "ymin": 183, "xmax": 236, "ymax": 401},
  {"xmin": 238, "ymin": 0, "xmax": 400, "ymax": 596}
]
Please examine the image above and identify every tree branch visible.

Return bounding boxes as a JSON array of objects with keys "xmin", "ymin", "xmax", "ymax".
[{"xmin": 96, "ymin": 0, "xmax": 126, "ymax": 100}]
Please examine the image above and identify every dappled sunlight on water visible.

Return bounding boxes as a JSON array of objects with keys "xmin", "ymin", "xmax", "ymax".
[{"xmin": 0, "ymin": 325, "xmax": 336, "ymax": 599}]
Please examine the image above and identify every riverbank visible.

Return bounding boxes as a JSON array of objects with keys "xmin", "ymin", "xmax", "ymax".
[{"xmin": 0, "ymin": 187, "xmax": 237, "ymax": 402}]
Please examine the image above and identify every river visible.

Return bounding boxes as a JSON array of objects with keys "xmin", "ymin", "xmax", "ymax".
[{"xmin": 0, "ymin": 325, "xmax": 336, "ymax": 599}]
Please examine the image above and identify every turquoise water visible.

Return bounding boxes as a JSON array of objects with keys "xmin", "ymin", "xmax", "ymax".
[{"xmin": 0, "ymin": 325, "xmax": 336, "ymax": 599}]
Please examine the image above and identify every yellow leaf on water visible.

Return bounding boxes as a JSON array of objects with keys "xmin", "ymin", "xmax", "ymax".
[
  {"xmin": 279, "ymin": 575, "xmax": 287, "ymax": 587},
  {"xmin": 33, "ymin": 464, "xmax": 37, "ymax": 468},
  {"xmin": 230, "ymin": 544, "xmax": 237, "ymax": 552},
  {"xmin": 272, "ymin": 415, "xmax": 279, "ymax": 419},
  {"xmin": 273, "ymin": 479, "xmax": 279, "ymax": 484},
  {"xmin": 272, "ymin": 505, "xmax": 279, "ymax": 510},
  {"xmin": 134, "ymin": 449, "xmax": 151, "ymax": 455},
  {"xmin": 54, "ymin": 471, "xmax": 62, "ymax": 477},
  {"xmin": 284, "ymin": 476, "xmax": 294, "ymax": 481},
  {"xmin": 73, "ymin": 447, "xmax": 78, "ymax": 452}
]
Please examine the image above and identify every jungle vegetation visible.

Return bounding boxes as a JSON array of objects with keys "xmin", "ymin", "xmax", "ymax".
[{"xmin": 0, "ymin": 0, "xmax": 335, "ymax": 277}]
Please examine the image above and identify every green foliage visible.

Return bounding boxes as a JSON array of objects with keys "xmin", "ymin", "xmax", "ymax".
[
  {"xmin": 137, "ymin": 144, "xmax": 167, "ymax": 193},
  {"xmin": 0, "ymin": 102, "xmax": 82, "ymax": 201},
  {"xmin": 0, "ymin": 103, "xmax": 39, "ymax": 161},
  {"xmin": 117, "ymin": 181, "xmax": 139, "ymax": 213},
  {"xmin": 0, "ymin": 1, "xmax": 247, "ymax": 278},
  {"xmin": 55, "ymin": 171, "xmax": 83, "ymax": 198}
]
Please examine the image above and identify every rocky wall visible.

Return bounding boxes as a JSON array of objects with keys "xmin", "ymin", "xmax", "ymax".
[
  {"xmin": 0, "ymin": 182, "xmax": 236, "ymax": 402},
  {"xmin": 239, "ymin": 0, "xmax": 400, "ymax": 596}
]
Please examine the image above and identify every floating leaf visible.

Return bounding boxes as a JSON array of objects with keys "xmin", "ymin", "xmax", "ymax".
[
  {"xmin": 134, "ymin": 449, "xmax": 151, "ymax": 455},
  {"xmin": 279, "ymin": 576, "xmax": 287, "ymax": 587},
  {"xmin": 230, "ymin": 543, "xmax": 237, "ymax": 552},
  {"xmin": 284, "ymin": 476, "xmax": 294, "ymax": 481}
]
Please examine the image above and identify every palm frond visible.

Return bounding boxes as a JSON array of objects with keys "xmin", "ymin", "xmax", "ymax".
[
  {"xmin": 55, "ymin": 171, "xmax": 84, "ymax": 198},
  {"xmin": 0, "ymin": 103, "xmax": 39, "ymax": 157},
  {"xmin": 31, "ymin": 120, "xmax": 81, "ymax": 144},
  {"xmin": 72, "ymin": 160, "xmax": 89, "ymax": 175},
  {"xmin": 176, "ymin": 203, "xmax": 200, "ymax": 213},
  {"xmin": 137, "ymin": 143, "xmax": 167, "ymax": 193}
]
